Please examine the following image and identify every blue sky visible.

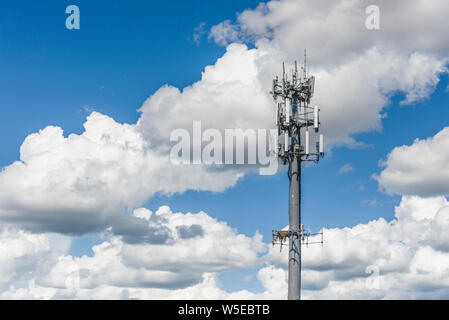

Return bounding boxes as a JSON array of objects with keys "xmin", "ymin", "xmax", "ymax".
[
  {"xmin": 1, "ymin": 0, "xmax": 449, "ymax": 298},
  {"xmin": 0, "ymin": 0, "xmax": 258, "ymax": 164}
]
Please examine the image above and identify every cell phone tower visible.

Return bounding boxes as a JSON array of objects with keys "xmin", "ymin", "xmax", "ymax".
[{"xmin": 270, "ymin": 51, "xmax": 324, "ymax": 300}]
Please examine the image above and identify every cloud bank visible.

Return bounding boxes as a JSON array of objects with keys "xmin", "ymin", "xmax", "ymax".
[
  {"xmin": 0, "ymin": 112, "xmax": 242, "ymax": 236},
  {"xmin": 2, "ymin": 195, "xmax": 449, "ymax": 299},
  {"xmin": 0, "ymin": 0, "xmax": 449, "ymax": 299}
]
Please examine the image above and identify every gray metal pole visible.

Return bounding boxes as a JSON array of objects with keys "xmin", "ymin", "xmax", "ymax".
[{"xmin": 288, "ymin": 152, "xmax": 301, "ymax": 300}]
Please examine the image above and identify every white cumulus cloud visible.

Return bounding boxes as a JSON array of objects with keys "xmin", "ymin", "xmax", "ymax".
[
  {"xmin": 3, "ymin": 196, "xmax": 449, "ymax": 299},
  {"xmin": 0, "ymin": 112, "xmax": 243, "ymax": 235},
  {"xmin": 375, "ymin": 127, "xmax": 449, "ymax": 197},
  {"xmin": 264, "ymin": 195, "xmax": 449, "ymax": 299},
  {"xmin": 0, "ymin": 206, "xmax": 267, "ymax": 299}
]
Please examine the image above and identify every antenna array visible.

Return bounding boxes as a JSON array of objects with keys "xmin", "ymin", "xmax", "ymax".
[{"xmin": 270, "ymin": 54, "xmax": 323, "ymax": 163}]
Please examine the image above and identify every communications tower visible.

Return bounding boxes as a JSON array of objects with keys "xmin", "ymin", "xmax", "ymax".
[{"xmin": 270, "ymin": 52, "xmax": 324, "ymax": 300}]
